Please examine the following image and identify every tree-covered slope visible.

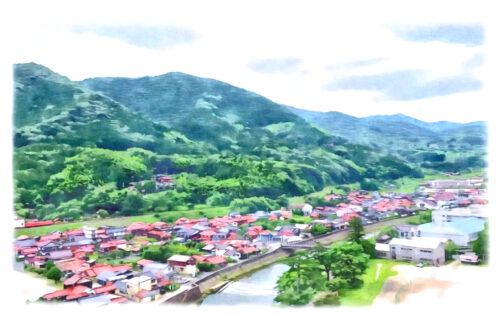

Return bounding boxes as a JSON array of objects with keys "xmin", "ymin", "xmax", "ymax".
[
  {"xmin": 287, "ymin": 106, "xmax": 487, "ymax": 172},
  {"xmin": 14, "ymin": 63, "xmax": 203, "ymax": 154},
  {"xmin": 80, "ymin": 73, "xmax": 331, "ymax": 153},
  {"xmin": 17, "ymin": 63, "xmax": 423, "ymax": 220}
]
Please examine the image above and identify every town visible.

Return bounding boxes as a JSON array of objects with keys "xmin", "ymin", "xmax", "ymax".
[{"xmin": 13, "ymin": 176, "xmax": 488, "ymax": 306}]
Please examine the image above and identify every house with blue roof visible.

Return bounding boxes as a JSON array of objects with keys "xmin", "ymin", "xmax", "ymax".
[{"xmin": 418, "ymin": 217, "xmax": 485, "ymax": 246}]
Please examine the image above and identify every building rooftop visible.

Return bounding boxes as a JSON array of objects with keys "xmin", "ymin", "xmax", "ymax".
[
  {"xmin": 389, "ymin": 237, "xmax": 447, "ymax": 249},
  {"xmin": 418, "ymin": 217, "xmax": 485, "ymax": 235},
  {"xmin": 168, "ymin": 254, "xmax": 192, "ymax": 263}
]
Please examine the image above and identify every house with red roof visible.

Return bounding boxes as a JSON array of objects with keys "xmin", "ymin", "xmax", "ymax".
[
  {"xmin": 63, "ymin": 274, "xmax": 93, "ymax": 289},
  {"xmin": 99, "ymin": 239, "xmax": 127, "ymax": 253},
  {"xmin": 55, "ymin": 258, "xmax": 88, "ymax": 274},
  {"xmin": 43, "ymin": 285, "xmax": 90, "ymax": 301},
  {"xmin": 200, "ymin": 230, "xmax": 216, "ymax": 241},
  {"xmin": 147, "ymin": 230, "xmax": 171, "ymax": 241},
  {"xmin": 237, "ymin": 246, "xmax": 260, "ymax": 259},
  {"xmin": 137, "ymin": 259, "xmax": 154, "ymax": 268},
  {"xmin": 246, "ymin": 226, "xmax": 264, "ymax": 240},
  {"xmin": 204, "ymin": 255, "xmax": 228, "ymax": 266},
  {"xmin": 341, "ymin": 212, "xmax": 360, "ymax": 222},
  {"xmin": 127, "ymin": 223, "xmax": 151, "ymax": 236},
  {"xmin": 152, "ymin": 221, "xmax": 171, "ymax": 231},
  {"xmin": 39, "ymin": 232, "xmax": 61, "ymax": 242}
]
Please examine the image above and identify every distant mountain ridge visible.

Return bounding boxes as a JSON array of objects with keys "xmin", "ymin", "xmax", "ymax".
[{"xmin": 286, "ymin": 105, "xmax": 487, "ymax": 171}]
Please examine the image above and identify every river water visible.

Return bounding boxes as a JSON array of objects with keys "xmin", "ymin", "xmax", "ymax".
[{"xmin": 201, "ymin": 263, "xmax": 290, "ymax": 306}]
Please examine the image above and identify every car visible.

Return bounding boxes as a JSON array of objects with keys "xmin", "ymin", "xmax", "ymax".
[{"xmin": 416, "ymin": 262, "xmax": 424, "ymax": 268}]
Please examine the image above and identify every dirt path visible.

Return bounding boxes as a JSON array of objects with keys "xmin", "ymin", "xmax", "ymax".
[{"xmin": 373, "ymin": 261, "xmax": 491, "ymax": 306}]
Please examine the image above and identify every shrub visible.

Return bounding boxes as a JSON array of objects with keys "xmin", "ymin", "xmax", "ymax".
[
  {"xmin": 445, "ymin": 240, "xmax": 459, "ymax": 260},
  {"xmin": 97, "ymin": 209, "xmax": 109, "ymax": 218},
  {"xmin": 308, "ymin": 224, "xmax": 329, "ymax": 236},
  {"xmin": 313, "ymin": 293, "xmax": 341, "ymax": 306},
  {"xmin": 46, "ymin": 266, "xmax": 62, "ymax": 282},
  {"xmin": 197, "ymin": 262, "xmax": 216, "ymax": 272}
]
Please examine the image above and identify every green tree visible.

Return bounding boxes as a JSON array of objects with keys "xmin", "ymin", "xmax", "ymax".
[
  {"xmin": 309, "ymin": 224, "xmax": 329, "ymax": 236},
  {"xmin": 445, "ymin": 240, "xmax": 459, "ymax": 261},
  {"xmin": 277, "ymin": 251, "xmax": 324, "ymax": 293},
  {"xmin": 473, "ymin": 223, "xmax": 488, "ymax": 261},
  {"xmin": 121, "ymin": 191, "xmax": 146, "ymax": 216},
  {"xmin": 379, "ymin": 226, "xmax": 399, "ymax": 238},
  {"xmin": 46, "ymin": 266, "xmax": 62, "ymax": 283},
  {"xmin": 197, "ymin": 262, "xmax": 216, "ymax": 272},
  {"xmin": 274, "ymin": 287, "xmax": 317, "ymax": 306},
  {"xmin": 329, "ymin": 242, "xmax": 369, "ymax": 286},
  {"xmin": 310, "ymin": 244, "xmax": 337, "ymax": 281},
  {"xmin": 359, "ymin": 238, "xmax": 376, "ymax": 258},
  {"xmin": 348, "ymin": 217, "xmax": 365, "ymax": 243},
  {"xmin": 97, "ymin": 209, "xmax": 109, "ymax": 218}
]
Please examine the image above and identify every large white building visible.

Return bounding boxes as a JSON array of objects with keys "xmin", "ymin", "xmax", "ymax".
[
  {"xmin": 432, "ymin": 205, "xmax": 487, "ymax": 223},
  {"xmin": 376, "ymin": 237, "xmax": 446, "ymax": 266},
  {"xmin": 418, "ymin": 217, "xmax": 485, "ymax": 246}
]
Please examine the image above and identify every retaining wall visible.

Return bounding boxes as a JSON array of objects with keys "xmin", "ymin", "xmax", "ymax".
[
  {"xmin": 162, "ymin": 285, "xmax": 203, "ymax": 304},
  {"xmin": 196, "ymin": 247, "xmax": 293, "ymax": 293}
]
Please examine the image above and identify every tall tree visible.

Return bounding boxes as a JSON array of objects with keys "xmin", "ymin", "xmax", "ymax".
[
  {"xmin": 473, "ymin": 222, "xmax": 488, "ymax": 261},
  {"xmin": 348, "ymin": 217, "xmax": 365, "ymax": 243},
  {"xmin": 310, "ymin": 244, "xmax": 338, "ymax": 281}
]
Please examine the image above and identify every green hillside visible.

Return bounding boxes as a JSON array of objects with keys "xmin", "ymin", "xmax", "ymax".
[
  {"xmin": 80, "ymin": 73, "xmax": 330, "ymax": 153},
  {"xmin": 287, "ymin": 106, "xmax": 487, "ymax": 173},
  {"xmin": 16, "ymin": 63, "xmax": 423, "ymax": 221}
]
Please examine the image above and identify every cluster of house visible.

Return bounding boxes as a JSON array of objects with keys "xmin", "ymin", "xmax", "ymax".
[
  {"xmin": 285, "ymin": 183, "xmax": 487, "ymax": 233},
  {"xmin": 14, "ymin": 177, "xmax": 487, "ymax": 304},
  {"xmin": 13, "ymin": 212, "xmax": 277, "ymax": 305},
  {"xmin": 40, "ymin": 258, "xmax": 194, "ymax": 305}
]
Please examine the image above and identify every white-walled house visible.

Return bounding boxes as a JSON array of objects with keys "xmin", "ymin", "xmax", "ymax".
[{"xmin": 83, "ymin": 226, "xmax": 97, "ymax": 239}]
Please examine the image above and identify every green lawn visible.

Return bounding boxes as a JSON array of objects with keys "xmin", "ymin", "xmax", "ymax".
[
  {"xmin": 14, "ymin": 223, "xmax": 84, "ymax": 237},
  {"xmin": 292, "ymin": 215, "xmax": 312, "ymax": 223},
  {"xmin": 339, "ymin": 259, "xmax": 406, "ymax": 306}
]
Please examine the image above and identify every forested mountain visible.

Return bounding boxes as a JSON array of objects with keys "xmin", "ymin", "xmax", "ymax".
[
  {"xmin": 15, "ymin": 63, "xmax": 412, "ymax": 220},
  {"xmin": 287, "ymin": 106, "xmax": 487, "ymax": 172},
  {"xmin": 12, "ymin": 63, "xmax": 485, "ymax": 221},
  {"xmin": 80, "ymin": 73, "xmax": 332, "ymax": 153}
]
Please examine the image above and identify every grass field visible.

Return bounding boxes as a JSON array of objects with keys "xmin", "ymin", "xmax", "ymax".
[{"xmin": 339, "ymin": 259, "xmax": 407, "ymax": 306}]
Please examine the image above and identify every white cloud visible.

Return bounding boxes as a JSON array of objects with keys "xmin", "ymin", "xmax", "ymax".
[{"xmin": 4, "ymin": 0, "xmax": 496, "ymax": 123}]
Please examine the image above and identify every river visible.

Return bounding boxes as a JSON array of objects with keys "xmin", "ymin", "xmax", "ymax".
[{"xmin": 201, "ymin": 263, "xmax": 290, "ymax": 306}]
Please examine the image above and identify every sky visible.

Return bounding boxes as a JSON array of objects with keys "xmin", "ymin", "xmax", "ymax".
[{"xmin": 3, "ymin": 0, "xmax": 497, "ymax": 123}]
